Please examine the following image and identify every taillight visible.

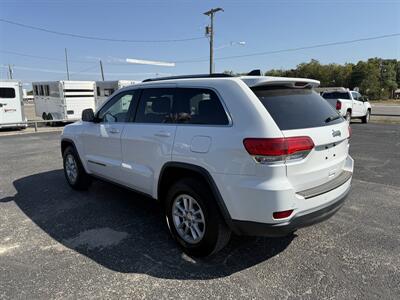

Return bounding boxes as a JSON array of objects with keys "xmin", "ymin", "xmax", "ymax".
[
  {"xmin": 348, "ymin": 125, "xmax": 352, "ymax": 139},
  {"xmin": 336, "ymin": 101, "xmax": 342, "ymax": 110},
  {"xmin": 243, "ymin": 136, "xmax": 314, "ymax": 163},
  {"xmin": 273, "ymin": 210, "xmax": 294, "ymax": 219}
]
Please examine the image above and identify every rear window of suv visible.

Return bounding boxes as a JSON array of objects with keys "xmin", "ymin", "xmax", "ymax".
[
  {"xmin": 322, "ymin": 92, "xmax": 350, "ymax": 99},
  {"xmin": 253, "ymin": 87, "xmax": 343, "ymax": 130}
]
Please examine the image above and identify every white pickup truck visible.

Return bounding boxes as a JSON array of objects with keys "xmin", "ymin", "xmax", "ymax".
[{"xmin": 322, "ymin": 90, "xmax": 371, "ymax": 123}]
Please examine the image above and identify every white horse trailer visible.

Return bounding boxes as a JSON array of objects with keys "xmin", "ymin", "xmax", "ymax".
[
  {"xmin": 95, "ymin": 80, "xmax": 139, "ymax": 108},
  {"xmin": 33, "ymin": 81, "xmax": 96, "ymax": 122},
  {"xmin": 0, "ymin": 80, "xmax": 27, "ymax": 129}
]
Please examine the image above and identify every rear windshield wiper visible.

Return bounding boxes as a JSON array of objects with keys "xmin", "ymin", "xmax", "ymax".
[{"xmin": 325, "ymin": 115, "xmax": 341, "ymax": 123}]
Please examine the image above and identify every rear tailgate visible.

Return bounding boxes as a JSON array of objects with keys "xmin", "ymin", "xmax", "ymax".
[
  {"xmin": 282, "ymin": 121, "xmax": 350, "ymax": 191},
  {"xmin": 250, "ymin": 84, "xmax": 350, "ymax": 193}
]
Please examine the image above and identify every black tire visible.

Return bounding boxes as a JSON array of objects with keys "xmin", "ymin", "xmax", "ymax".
[
  {"xmin": 47, "ymin": 113, "xmax": 56, "ymax": 127},
  {"xmin": 42, "ymin": 112, "xmax": 47, "ymax": 121},
  {"xmin": 362, "ymin": 110, "xmax": 370, "ymax": 124},
  {"xmin": 62, "ymin": 146, "xmax": 92, "ymax": 190},
  {"xmin": 165, "ymin": 178, "xmax": 231, "ymax": 257},
  {"xmin": 345, "ymin": 111, "xmax": 351, "ymax": 123}
]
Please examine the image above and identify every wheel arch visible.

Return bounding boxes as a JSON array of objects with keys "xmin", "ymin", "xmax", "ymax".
[
  {"xmin": 61, "ymin": 138, "xmax": 89, "ymax": 173},
  {"xmin": 61, "ymin": 138, "xmax": 76, "ymax": 156},
  {"xmin": 158, "ymin": 162, "xmax": 233, "ymax": 226}
]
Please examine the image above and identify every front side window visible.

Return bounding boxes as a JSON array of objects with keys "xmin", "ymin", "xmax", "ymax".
[
  {"xmin": 174, "ymin": 88, "xmax": 229, "ymax": 125},
  {"xmin": 97, "ymin": 91, "xmax": 135, "ymax": 123},
  {"xmin": 0, "ymin": 87, "xmax": 16, "ymax": 98},
  {"xmin": 135, "ymin": 88, "xmax": 174, "ymax": 123},
  {"xmin": 351, "ymin": 92, "xmax": 359, "ymax": 100}
]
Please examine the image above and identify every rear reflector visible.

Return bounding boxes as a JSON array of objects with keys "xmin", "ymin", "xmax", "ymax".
[
  {"xmin": 273, "ymin": 210, "xmax": 293, "ymax": 219},
  {"xmin": 243, "ymin": 136, "xmax": 314, "ymax": 163},
  {"xmin": 336, "ymin": 101, "xmax": 342, "ymax": 110}
]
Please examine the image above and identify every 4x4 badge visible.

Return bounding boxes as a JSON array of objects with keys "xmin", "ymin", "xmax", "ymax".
[{"xmin": 332, "ymin": 129, "xmax": 341, "ymax": 137}]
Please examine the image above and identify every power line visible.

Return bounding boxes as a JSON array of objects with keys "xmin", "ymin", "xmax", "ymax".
[
  {"xmin": 176, "ymin": 33, "xmax": 400, "ymax": 63},
  {"xmin": 0, "ymin": 64, "xmax": 172, "ymax": 76},
  {"xmin": 1, "ymin": 33, "xmax": 398, "ymax": 67},
  {"xmin": 0, "ymin": 49, "xmax": 92, "ymax": 64},
  {"xmin": 0, "ymin": 49, "xmax": 136, "ymax": 65},
  {"xmin": 0, "ymin": 18, "xmax": 205, "ymax": 43},
  {"xmin": 71, "ymin": 64, "xmax": 99, "ymax": 75}
]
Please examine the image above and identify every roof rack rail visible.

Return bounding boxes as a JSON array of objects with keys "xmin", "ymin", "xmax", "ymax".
[{"xmin": 142, "ymin": 73, "xmax": 233, "ymax": 82}]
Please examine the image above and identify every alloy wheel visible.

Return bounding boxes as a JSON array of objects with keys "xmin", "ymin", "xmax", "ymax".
[
  {"xmin": 65, "ymin": 154, "xmax": 78, "ymax": 184},
  {"xmin": 172, "ymin": 194, "xmax": 206, "ymax": 244}
]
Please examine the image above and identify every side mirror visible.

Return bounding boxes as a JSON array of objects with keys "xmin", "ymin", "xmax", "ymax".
[{"xmin": 82, "ymin": 108, "xmax": 95, "ymax": 122}]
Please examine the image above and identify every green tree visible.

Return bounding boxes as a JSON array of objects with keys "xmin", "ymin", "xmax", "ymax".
[{"xmin": 380, "ymin": 59, "xmax": 398, "ymax": 98}]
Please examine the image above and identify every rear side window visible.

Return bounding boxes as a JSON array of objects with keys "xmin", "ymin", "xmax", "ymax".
[
  {"xmin": 174, "ymin": 88, "xmax": 229, "ymax": 125},
  {"xmin": 253, "ymin": 88, "xmax": 343, "ymax": 130},
  {"xmin": 322, "ymin": 92, "xmax": 350, "ymax": 99},
  {"xmin": 134, "ymin": 88, "xmax": 229, "ymax": 125},
  {"xmin": 135, "ymin": 88, "xmax": 174, "ymax": 123},
  {"xmin": 0, "ymin": 87, "xmax": 16, "ymax": 98}
]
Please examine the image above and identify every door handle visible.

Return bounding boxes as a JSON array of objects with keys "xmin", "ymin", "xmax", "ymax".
[
  {"xmin": 154, "ymin": 131, "xmax": 171, "ymax": 137},
  {"xmin": 109, "ymin": 128, "xmax": 120, "ymax": 134}
]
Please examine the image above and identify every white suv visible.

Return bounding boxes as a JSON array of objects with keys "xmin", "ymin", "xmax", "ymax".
[{"xmin": 61, "ymin": 74, "xmax": 354, "ymax": 256}]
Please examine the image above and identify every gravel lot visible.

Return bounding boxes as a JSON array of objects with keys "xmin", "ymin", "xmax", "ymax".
[{"xmin": 0, "ymin": 123, "xmax": 399, "ymax": 299}]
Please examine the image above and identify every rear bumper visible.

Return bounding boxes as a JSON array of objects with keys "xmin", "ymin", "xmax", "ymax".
[{"xmin": 230, "ymin": 183, "xmax": 350, "ymax": 237}]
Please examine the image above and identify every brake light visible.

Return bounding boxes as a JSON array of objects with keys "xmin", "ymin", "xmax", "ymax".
[
  {"xmin": 336, "ymin": 101, "xmax": 342, "ymax": 110},
  {"xmin": 243, "ymin": 136, "xmax": 314, "ymax": 163},
  {"xmin": 273, "ymin": 210, "xmax": 294, "ymax": 219}
]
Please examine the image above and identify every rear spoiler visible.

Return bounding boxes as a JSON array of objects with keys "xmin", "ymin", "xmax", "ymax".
[{"xmin": 240, "ymin": 76, "xmax": 320, "ymax": 89}]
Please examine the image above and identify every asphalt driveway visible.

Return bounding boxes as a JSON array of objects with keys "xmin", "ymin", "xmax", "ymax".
[{"xmin": 0, "ymin": 123, "xmax": 399, "ymax": 299}]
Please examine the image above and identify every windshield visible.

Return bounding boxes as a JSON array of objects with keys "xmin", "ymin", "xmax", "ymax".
[
  {"xmin": 322, "ymin": 91, "xmax": 350, "ymax": 99},
  {"xmin": 253, "ymin": 87, "xmax": 343, "ymax": 130}
]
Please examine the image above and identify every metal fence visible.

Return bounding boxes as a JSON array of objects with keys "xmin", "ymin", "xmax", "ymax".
[
  {"xmin": 0, "ymin": 119, "xmax": 71, "ymax": 132},
  {"xmin": 371, "ymin": 113, "xmax": 400, "ymax": 117}
]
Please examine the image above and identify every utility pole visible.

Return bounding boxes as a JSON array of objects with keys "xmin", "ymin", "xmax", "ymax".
[
  {"xmin": 8, "ymin": 64, "xmax": 13, "ymax": 79},
  {"xmin": 204, "ymin": 7, "xmax": 224, "ymax": 74},
  {"xmin": 64, "ymin": 48, "xmax": 70, "ymax": 80},
  {"xmin": 99, "ymin": 60, "xmax": 105, "ymax": 81}
]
